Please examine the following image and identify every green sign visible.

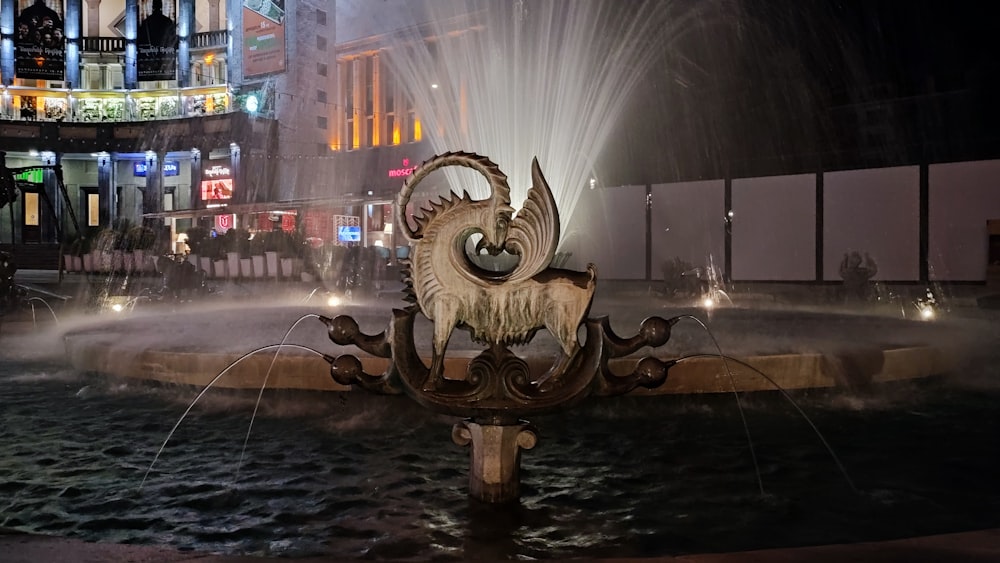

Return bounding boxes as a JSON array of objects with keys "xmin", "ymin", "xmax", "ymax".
[{"xmin": 14, "ymin": 169, "xmax": 43, "ymax": 183}]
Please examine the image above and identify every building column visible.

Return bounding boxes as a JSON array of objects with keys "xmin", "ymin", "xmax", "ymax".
[
  {"xmin": 178, "ymin": 0, "xmax": 194, "ymax": 87},
  {"xmin": 65, "ymin": 0, "xmax": 82, "ymax": 88},
  {"xmin": 229, "ymin": 142, "xmax": 243, "ymax": 204},
  {"xmin": 190, "ymin": 148, "xmax": 203, "ymax": 210},
  {"xmin": 97, "ymin": 152, "xmax": 114, "ymax": 230},
  {"xmin": 0, "ymin": 0, "xmax": 14, "ymax": 85},
  {"xmin": 41, "ymin": 152, "xmax": 61, "ymax": 243},
  {"xmin": 141, "ymin": 151, "xmax": 164, "ymax": 224},
  {"xmin": 85, "ymin": 0, "xmax": 102, "ymax": 37},
  {"xmin": 124, "ymin": 0, "xmax": 138, "ymax": 89}
]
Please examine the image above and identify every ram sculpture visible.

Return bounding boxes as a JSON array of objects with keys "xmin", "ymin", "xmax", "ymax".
[{"xmin": 394, "ymin": 152, "xmax": 597, "ymax": 389}]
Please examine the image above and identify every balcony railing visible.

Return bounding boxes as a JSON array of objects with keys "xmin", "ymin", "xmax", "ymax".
[{"xmin": 79, "ymin": 30, "xmax": 228, "ymax": 54}]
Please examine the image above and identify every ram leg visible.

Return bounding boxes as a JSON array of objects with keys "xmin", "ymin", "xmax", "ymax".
[{"xmin": 426, "ymin": 306, "xmax": 458, "ymax": 391}]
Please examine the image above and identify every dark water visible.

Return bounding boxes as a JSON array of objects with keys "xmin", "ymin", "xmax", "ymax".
[{"xmin": 2, "ymin": 360, "xmax": 999, "ymax": 560}]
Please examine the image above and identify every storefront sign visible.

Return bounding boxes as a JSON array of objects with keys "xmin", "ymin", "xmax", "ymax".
[
  {"xmin": 204, "ymin": 164, "xmax": 231, "ymax": 178},
  {"xmin": 387, "ymin": 158, "xmax": 416, "ymax": 178},
  {"xmin": 133, "ymin": 160, "xmax": 179, "ymax": 177},
  {"xmin": 215, "ymin": 214, "xmax": 234, "ymax": 232}
]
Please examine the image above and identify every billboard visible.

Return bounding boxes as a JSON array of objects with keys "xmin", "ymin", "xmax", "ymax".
[
  {"xmin": 201, "ymin": 161, "xmax": 233, "ymax": 201},
  {"xmin": 242, "ymin": 0, "xmax": 286, "ymax": 77},
  {"xmin": 201, "ymin": 179, "xmax": 233, "ymax": 201},
  {"xmin": 15, "ymin": 0, "xmax": 65, "ymax": 80},
  {"xmin": 137, "ymin": 0, "xmax": 178, "ymax": 81}
]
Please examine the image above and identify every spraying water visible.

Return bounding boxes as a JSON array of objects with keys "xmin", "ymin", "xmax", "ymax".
[
  {"xmin": 26, "ymin": 297, "xmax": 60, "ymax": 326},
  {"xmin": 675, "ymin": 314, "xmax": 764, "ymax": 496},
  {"xmin": 139, "ymin": 342, "xmax": 330, "ymax": 490},
  {"xmin": 385, "ymin": 0, "xmax": 700, "ymax": 238},
  {"xmin": 234, "ymin": 314, "xmax": 322, "ymax": 482}
]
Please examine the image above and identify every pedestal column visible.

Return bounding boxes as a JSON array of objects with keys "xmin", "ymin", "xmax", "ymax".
[{"xmin": 452, "ymin": 420, "xmax": 537, "ymax": 504}]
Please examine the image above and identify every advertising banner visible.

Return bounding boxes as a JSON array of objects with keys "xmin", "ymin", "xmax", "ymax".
[
  {"xmin": 201, "ymin": 159, "xmax": 234, "ymax": 202},
  {"xmin": 242, "ymin": 0, "xmax": 286, "ymax": 77},
  {"xmin": 15, "ymin": 0, "xmax": 65, "ymax": 80},
  {"xmin": 137, "ymin": 0, "xmax": 178, "ymax": 81}
]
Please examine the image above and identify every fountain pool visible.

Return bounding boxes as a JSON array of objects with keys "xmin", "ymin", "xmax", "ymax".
[
  {"xmin": 1, "ymin": 353, "xmax": 999, "ymax": 560},
  {"xmin": 3, "ymin": 294, "xmax": 1000, "ymax": 559}
]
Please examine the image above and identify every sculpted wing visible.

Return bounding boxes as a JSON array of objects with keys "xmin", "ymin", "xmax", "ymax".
[{"xmin": 503, "ymin": 157, "xmax": 560, "ymax": 282}]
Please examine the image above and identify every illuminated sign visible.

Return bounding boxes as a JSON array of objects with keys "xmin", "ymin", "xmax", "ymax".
[
  {"xmin": 201, "ymin": 178, "xmax": 233, "ymax": 200},
  {"xmin": 215, "ymin": 214, "xmax": 234, "ymax": 232},
  {"xmin": 133, "ymin": 161, "xmax": 179, "ymax": 177},
  {"xmin": 14, "ymin": 169, "xmax": 43, "ymax": 183},
  {"xmin": 387, "ymin": 158, "xmax": 416, "ymax": 178},
  {"xmin": 338, "ymin": 225, "xmax": 361, "ymax": 242},
  {"xmin": 205, "ymin": 165, "xmax": 232, "ymax": 178}
]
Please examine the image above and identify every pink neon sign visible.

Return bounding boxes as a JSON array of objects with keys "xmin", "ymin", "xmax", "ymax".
[{"xmin": 388, "ymin": 158, "xmax": 416, "ymax": 178}]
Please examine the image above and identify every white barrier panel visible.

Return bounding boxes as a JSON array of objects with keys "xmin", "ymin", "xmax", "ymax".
[
  {"xmin": 823, "ymin": 166, "xmax": 919, "ymax": 281},
  {"xmin": 562, "ymin": 184, "xmax": 645, "ymax": 279},
  {"xmin": 929, "ymin": 160, "xmax": 1000, "ymax": 281},
  {"xmin": 651, "ymin": 180, "xmax": 725, "ymax": 281},
  {"xmin": 732, "ymin": 174, "xmax": 816, "ymax": 281}
]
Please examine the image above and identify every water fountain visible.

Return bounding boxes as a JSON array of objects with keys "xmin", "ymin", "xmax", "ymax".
[
  {"xmin": 383, "ymin": 0, "xmax": 698, "ymax": 235},
  {"xmin": 3, "ymin": 1, "xmax": 999, "ymax": 559},
  {"xmin": 320, "ymin": 151, "xmax": 681, "ymax": 503}
]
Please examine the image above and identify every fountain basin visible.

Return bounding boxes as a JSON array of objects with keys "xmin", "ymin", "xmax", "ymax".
[{"xmin": 62, "ymin": 304, "xmax": 962, "ymax": 394}]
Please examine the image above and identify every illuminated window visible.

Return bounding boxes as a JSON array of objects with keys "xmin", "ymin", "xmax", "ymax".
[
  {"xmin": 25, "ymin": 193, "xmax": 40, "ymax": 226},
  {"xmin": 87, "ymin": 193, "xmax": 100, "ymax": 226},
  {"xmin": 345, "ymin": 61, "xmax": 356, "ymax": 150}
]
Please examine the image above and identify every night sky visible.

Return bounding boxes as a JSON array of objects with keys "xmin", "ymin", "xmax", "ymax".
[{"xmin": 602, "ymin": 0, "xmax": 1000, "ymax": 184}]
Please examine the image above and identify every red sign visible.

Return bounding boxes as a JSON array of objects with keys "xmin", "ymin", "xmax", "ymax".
[{"xmin": 215, "ymin": 214, "xmax": 234, "ymax": 232}]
